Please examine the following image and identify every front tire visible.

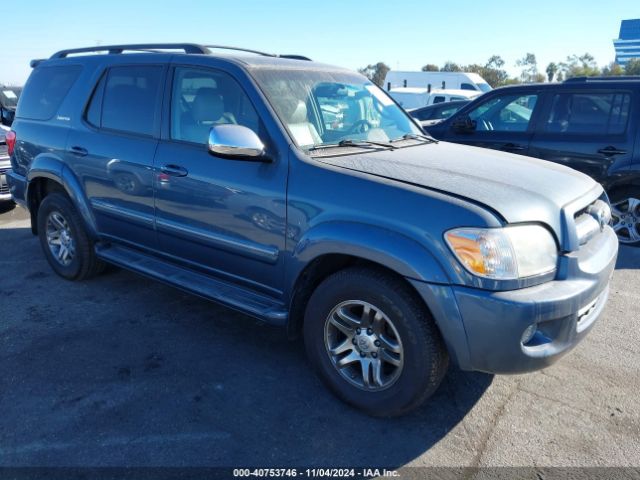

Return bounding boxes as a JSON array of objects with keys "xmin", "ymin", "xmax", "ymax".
[
  {"xmin": 303, "ymin": 267, "xmax": 448, "ymax": 417},
  {"xmin": 37, "ymin": 192, "xmax": 105, "ymax": 280}
]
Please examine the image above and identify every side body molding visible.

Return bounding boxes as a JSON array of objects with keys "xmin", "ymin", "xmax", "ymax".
[{"xmin": 26, "ymin": 155, "xmax": 99, "ymax": 239}]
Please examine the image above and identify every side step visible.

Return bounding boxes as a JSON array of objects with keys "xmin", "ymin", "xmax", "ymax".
[{"xmin": 95, "ymin": 244, "xmax": 288, "ymax": 326}]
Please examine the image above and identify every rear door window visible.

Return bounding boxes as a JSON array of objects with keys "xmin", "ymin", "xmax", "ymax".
[
  {"xmin": 90, "ymin": 65, "xmax": 163, "ymax": 136},
  {"xmin": 17, "ymin": 65, "xmax": 82, "ymax": 120},
  {"xmin": 544, "ymin": 92, "xmax": 631, "ymax": 135}
]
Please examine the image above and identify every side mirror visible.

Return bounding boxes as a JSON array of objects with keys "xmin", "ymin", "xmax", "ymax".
[
  {"xmin": 451, "ymin": 115, "xmax": 476, "ymax": 133},
  {"xmin": 208, "ymin": 124, "xmax": 269, "ymax": 161}
]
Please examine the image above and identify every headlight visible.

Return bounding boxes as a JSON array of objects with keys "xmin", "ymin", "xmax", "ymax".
[{"xmin": 445, "ymin": 225, "xmax": 558, "ymax": 280}]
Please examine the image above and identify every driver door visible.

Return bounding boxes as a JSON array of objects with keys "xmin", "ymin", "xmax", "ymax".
[{"xmin": 448, "ymin": 91, "xmax": 543, "ymax": 155}]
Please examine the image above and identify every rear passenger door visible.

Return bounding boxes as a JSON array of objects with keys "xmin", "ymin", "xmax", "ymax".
[
  {"xmin": 66, "ymin": 64, "xmax": 165, "ymax": 248},
  {"xmin": 529, "ymin": 89, "xmax": 636, "ymax": 186}
]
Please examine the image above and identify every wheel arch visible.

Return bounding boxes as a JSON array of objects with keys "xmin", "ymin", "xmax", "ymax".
[
  {"xmin": 285, "ymin": 221, "xmax": 451, "ymax": 339},
  {"xmin": 26, "ymin": 156, "xmax": 98, "ymax": 238}
]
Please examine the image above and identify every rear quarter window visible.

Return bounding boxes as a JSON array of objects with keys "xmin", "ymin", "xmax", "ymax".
[{"xmin": 17, "ymin": 65, "xmax": 82, "ymax": 121}]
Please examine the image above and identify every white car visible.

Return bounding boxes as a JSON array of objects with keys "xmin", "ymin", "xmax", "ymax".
[
  {"xmin": 388, "ymin": 88, "xmax": 481, "ymax": 110},
  {"xmin": 384, "ymin": 70, "xmax": 491, "ymax": 93}
]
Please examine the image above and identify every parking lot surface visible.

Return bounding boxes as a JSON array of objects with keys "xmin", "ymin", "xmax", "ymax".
[{"xmin": 1, "ymin": 203, "xmax": 639, "ymax": 468}]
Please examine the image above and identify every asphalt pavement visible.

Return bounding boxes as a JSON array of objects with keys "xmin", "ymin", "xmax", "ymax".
[{"xmin": 0, "ymin": 203, "xmax": 638, "ymax": 470}]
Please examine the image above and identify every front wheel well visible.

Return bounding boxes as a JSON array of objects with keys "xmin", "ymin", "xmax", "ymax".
[
  {"xmin": 27, "ymin": 178, "xmax": 67, "ymax": 235},
  {"xmin": 287, "ymin": 254, "xmax": 433, "ymax": 340}
]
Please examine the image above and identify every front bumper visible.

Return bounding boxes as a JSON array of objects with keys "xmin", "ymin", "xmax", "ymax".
[{"xmin": 411, "ymin": 226, "xmax": 618, "ymax": 374}]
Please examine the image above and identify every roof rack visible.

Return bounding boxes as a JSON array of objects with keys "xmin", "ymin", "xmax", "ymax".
[
  {"xmin": 50, "ymin": 43, "xmax": 209, "ymax": 58},
  {"xmin": 564, "ymin": 76, "xmax": 640, "ymax": 82},
  {"xmin": 204, "ymin": 45, "xmax": 311, "ymax": 61},
  {"xmin": 47, "ymin": 43, "xmax": 311, "ymax": 61}
]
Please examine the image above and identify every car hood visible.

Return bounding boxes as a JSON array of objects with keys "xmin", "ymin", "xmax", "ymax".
[{"xmin": 316, "ymin": 141, "xmax": 600, "ymax": 240}]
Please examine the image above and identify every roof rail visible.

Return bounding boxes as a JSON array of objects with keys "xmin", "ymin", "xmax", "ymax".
[
  {"xmin": 50, "ymin": 43, "xmax": 209, "ymax": 59},
  {"xmin": 204, "ymin": 45, "xmax": 311, "ymax": 60},
  {"xmin": 204, "ymin": 45, "xmax": 276, "ymax": 57},
  {"xmin": 564, "ymin": 75, "xmax": 640, "ymax": 82},
  {"xmin": 279, "ymin": 54, "xmax": 312, "ymax": 61},
  {"xmin": 46, "ymin": 43, "xmax": 312, "ymax": 62}
]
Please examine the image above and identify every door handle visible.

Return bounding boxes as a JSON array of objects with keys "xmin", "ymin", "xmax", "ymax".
[
  {"xmin": 160, "ymin": 164, "xmax": 188, "ymax": 177},
  {"xmin": 69, "ymin": 146, "xmax": 88, "ymax": 157},
  {"xmin": 597, "ymin": 146, "xmax": 627, "ymax": 156},
  {"xmin": 501, "ymin": 143, "xmax": 526, "ymax": 151}
]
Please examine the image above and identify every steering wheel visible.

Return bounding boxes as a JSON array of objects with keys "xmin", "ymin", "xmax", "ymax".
[
  {"xmin": 348, "ymin": 120, "xmax": 373, "ymax": 135},
  {"xmin": 480, "ymin": 119, "xmax": 494, "ymax": 131}
]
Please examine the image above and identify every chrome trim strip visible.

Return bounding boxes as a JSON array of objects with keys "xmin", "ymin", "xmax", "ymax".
[
  {"xmin": 90, "ymin": 199, "xmax": 154, "ymax": 227},
  {"xmin": 156, "ymin": 217, "xmax": 279, "ymax": 264}
]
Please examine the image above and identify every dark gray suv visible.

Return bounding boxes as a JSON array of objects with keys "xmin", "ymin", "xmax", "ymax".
[{"xmin": 6, "ymin": 44, "xmax": 618, "ymax": 416}]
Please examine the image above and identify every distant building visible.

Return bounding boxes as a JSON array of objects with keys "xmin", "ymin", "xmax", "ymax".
[{"xmin": 614, "ymin": 19, "xmax": 640, "ymax": 67}]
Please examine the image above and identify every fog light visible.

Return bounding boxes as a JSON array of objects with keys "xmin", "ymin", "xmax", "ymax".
[{"xmin": 521, "ymin": 324, "xmax": 537, "ymax": 344}]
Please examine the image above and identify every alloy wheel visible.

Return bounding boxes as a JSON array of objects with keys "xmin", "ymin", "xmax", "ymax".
[
  {"xmin": 611, "ymin": 197, "xmax": 640, "ymax": 244},
  {"xmin": 45, "ymin": 211, "xmax": 76, "ymax": 266},
  {"xmin": 324, "ymin": 300, "xmax": 404, "ymax": 391}
]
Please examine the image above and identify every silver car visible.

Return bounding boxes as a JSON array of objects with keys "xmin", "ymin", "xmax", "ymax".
[{"xmin": 0, "ymin": 126, "xmax": 12, "ymax": 202}]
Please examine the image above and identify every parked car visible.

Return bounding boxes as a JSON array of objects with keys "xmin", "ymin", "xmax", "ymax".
[
  {"xmin": 384, "ymin": 70, "xmax": 491, "ymax": 93},
  {"xmin": 426, "ymin": 77, "xmax": 640, "ymax": 245},
  {"xmin": 0, "ymin": 86, "xmax": 22, "ymax": 127},
  {"xmin": 0, "ymin": 125, "xmax": 12, "ymax": 202},
  {"xmin": 388, "ymin": 87, "xmax": 480, "ymax": 110},
  {"xmin": 7, "ymin": 44, "xmax": 618, "ymax": 416},
  {"xmin": 409, "ymin": 99, "xmax": 471, "ymax": 127}
]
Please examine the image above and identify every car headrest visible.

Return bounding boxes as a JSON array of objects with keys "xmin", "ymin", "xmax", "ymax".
[
  {"xmin": 289, "ymin": 101, "xmax": 309, "ymax": 124},
  {"xmin": 192, "ymin": 87, "xmax": 224, "ymax": 122}
]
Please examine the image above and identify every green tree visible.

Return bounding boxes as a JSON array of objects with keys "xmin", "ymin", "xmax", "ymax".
[
  {"xmin": 546, "ymin": 62, "xmax": 558, "ymax": 82},
  {"xmin": 625, "ymin": 58, "xmax": 640, "ymax": 75},
  {"xmin": 421, "ymin": 64, "xmax": 439, "ymax": 72},
  {"xmin": 602, "ymin": 62, "xmax": 624, "ymax": 76},
  {"xmin": 560, "ymin": 53, "xmax": 600, "ymax": 79},
  {"xmin": 441, "ymin": 61, "xmax": 462, "ymax": 72},
  {"xmin": 479, "ymin": 55, "xmax": 509, "ymax": 87},
  {"xmin": 358, "ymin": 62, "xmax": 390, "ymax": 87},
  {"xmin": 516, "ymin": 53, "xmax": 539, "ymax": 83}
]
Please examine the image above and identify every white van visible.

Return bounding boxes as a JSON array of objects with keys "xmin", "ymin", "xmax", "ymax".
[
  {"xmin": 388, "ymin": 88, "xmax": 481, "ymax": 110},
  {"xmin": 384, "ymin": 71, "xmax": 492, "ymax": 93}
]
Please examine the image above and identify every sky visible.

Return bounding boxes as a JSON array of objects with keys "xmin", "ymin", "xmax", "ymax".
[{"xmin": 0, "ymin": 0, "xmax": 638, "ymax": 85}]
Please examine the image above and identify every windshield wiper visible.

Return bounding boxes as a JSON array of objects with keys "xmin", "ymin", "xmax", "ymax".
[
  {"xmin": 391, "ymin": 133, "xmax": 439, "ymax": 144},
  {"xmin": 307, "ymin": 139, "xmax": 396, "ymax": 152}
]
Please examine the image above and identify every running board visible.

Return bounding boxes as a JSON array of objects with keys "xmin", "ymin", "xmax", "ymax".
[{"xmin": 95, "ymin": 244, "xmax": 288, "ymax": 326}]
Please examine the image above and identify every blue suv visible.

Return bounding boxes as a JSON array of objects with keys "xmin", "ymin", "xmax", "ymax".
[{"xmin": 6, "ymin": 44, "xmax": 618, "ymax": 416}]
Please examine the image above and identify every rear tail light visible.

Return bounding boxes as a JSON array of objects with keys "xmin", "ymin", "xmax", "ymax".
[{"xmin": 6, "ymin": 130, "xmax": 16, "ymax": 156}]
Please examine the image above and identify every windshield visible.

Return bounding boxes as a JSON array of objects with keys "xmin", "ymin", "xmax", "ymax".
[
  {"xmin": 0, "ymin": 88, "xmax": 22, "ymax": 108},
  {"xmin": 477, "ymin": 83, "xmax": 492, "ymax": 93},
  {"xmin": 251, "ymin": 68, "xmax": 421, "ymax": 150}
]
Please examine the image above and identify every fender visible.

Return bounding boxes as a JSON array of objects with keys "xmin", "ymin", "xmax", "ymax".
[
  {"xmin": 26, "ymin": 155, "xmax": 99, "ymax": 239},
  {"xmin": 287, "ymin": 221, "xmax": 452, "ymax": 292}
]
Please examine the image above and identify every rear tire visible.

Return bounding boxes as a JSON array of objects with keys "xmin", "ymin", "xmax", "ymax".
[
  {"xmin": 610, "ymin": 187, "xmax": 640, "ymax": 246},
  {"xmin": 303, "ymin": 267, "xmax": 448, "ymax": 417},
  {"xmin": 37, "ymin": 192, "xmax": 105, "ymax": 280}
]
